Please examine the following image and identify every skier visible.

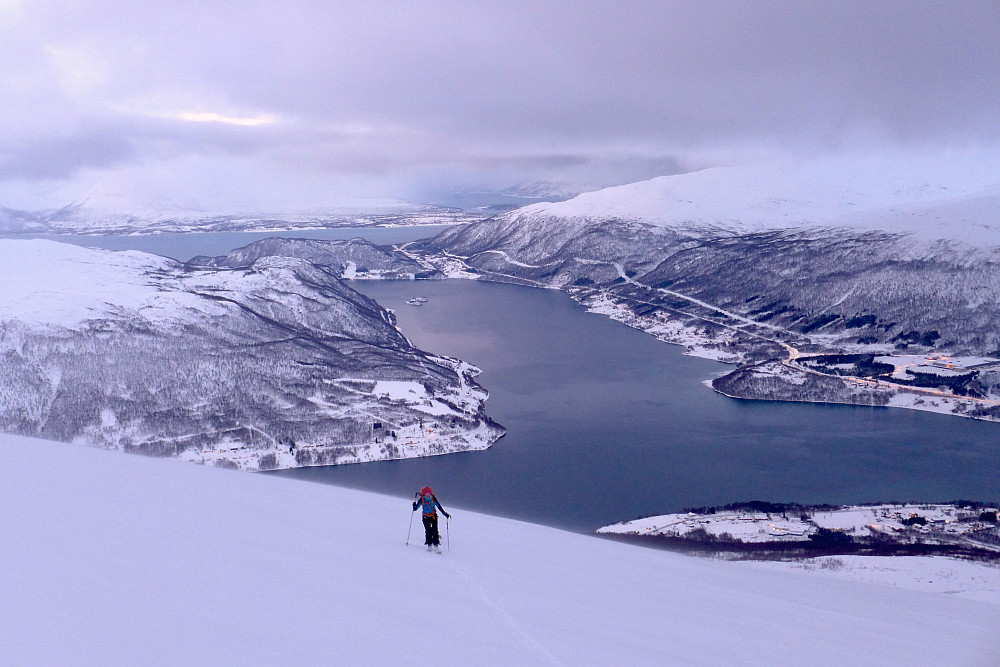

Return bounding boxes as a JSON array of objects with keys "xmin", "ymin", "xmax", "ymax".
[{"xmin": 412, "ymin": 486, "xmax": 450, "ymax": 551}]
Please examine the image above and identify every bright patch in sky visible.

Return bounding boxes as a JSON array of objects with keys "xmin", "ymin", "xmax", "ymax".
[{"xmin": 175, "ymin": 111, "xmax": 277, "ymax": 126}]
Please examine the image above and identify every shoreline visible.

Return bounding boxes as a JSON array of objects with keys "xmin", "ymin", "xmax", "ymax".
[{"xmin": 559, "ymin": 283, "xmax": 1000, "ymax": 425}]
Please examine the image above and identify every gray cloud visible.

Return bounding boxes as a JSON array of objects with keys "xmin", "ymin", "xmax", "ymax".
[
  {"xmin": 1, "ymin": 1, "xmax": 997, "ymax": 209},
  {"xmin": 0, "ymin": 125, "xmax": 136, "ymax": 180}
]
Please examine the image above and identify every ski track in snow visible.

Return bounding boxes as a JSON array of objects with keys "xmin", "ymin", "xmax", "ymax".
[
  {"xmin": 817, "ymin": 284, "xmax": 860, "ymax": 315},
  {"xmin": 448, "ymin": 559, "xmax": 561, "ymax": 665},
  {"xmin": 470, "ymin": 248, "xmax": 560, "ymax": 269}
]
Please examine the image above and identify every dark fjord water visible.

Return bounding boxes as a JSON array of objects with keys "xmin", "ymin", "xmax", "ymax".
[
  {"xmin": 22, "ymin": 228, "xmax": 999, "ymax": 531},
  {"xmin": 273, "ymin": 279, "xmax": 1000, "ymax": 531}
]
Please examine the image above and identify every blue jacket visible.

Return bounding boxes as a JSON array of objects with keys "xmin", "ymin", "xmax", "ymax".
[{"xmin": 413, "ymin": 493, "xmax": 449, "ymax": 519}]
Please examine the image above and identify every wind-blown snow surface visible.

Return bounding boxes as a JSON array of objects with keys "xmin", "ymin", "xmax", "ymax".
[{"xmin": 2, "ymin": 434, "xmax": 997, "ymax": 666}]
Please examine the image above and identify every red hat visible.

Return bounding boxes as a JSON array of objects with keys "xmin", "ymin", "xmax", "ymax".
[{"xmin": 420, "ymin": 486, "xmax": 433, "ymax": 495}]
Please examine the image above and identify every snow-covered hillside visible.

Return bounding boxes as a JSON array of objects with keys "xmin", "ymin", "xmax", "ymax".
[
  {"xmin": 0, "ymin": 240, "xmax": 502, "ymax": 469},
  {"xmin": 1, "ymin": 434, "xmax": 997, "ymax": 666},
  {"xmin": 186, "ymin": 236, "xmax": 440, "ymax": 280},
  {"xmin": 519, "ymin": 151, "xmax": 1000, "ymax": 244}
]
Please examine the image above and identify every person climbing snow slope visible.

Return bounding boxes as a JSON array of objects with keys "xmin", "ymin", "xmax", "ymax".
[{"xmin": 413, "ymin": 486, "xmax": 450, "ymax": 551}]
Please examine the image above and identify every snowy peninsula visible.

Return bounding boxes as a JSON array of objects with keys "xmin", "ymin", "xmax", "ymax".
[
  {"xmin": 599, "ymin": 501, "xmax": 1000, "ymax": 561},
  {"xmin": 2, "ymin": 433, "xmax": 998, "ymax": 665},
  {"xmin": 0, "ymin": 239, "xmax": 502, "ymax": 469}
]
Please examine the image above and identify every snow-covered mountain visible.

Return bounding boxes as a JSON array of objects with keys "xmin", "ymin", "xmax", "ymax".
[
  {"xmin": 2, "ymin": 433, "xmax": 997, "ymax": 665},
  {"xmin": 0, "ymin": 239, "xmax": 502, "ymax": 469},
  {"xmin": 516, "ymin": 151, "xmax": 1000, "ymax": 242}
]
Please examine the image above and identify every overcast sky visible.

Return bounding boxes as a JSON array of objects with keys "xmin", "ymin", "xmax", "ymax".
[{"xmin": 1, "ymin": 0, "xmax": 997, "ymax": 211}]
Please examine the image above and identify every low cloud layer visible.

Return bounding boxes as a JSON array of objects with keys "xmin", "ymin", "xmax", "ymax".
[{"xmin": 1, "ymin": 1, "xmax": 997, "ymax": 210}]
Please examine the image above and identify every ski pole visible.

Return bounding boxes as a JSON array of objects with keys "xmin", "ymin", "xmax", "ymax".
[
  {"xmin": 446, "ymin": 516, "xmax": 450, "ymax": 552},
  {"xmin": 406, "ymin": 507, "xmax": 415, "ymax": 545}
]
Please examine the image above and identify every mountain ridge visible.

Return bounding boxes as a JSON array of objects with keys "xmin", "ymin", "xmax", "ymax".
[{"xmin": 515, "ymin": 152, "xmax": 1000, "ymax": 243}]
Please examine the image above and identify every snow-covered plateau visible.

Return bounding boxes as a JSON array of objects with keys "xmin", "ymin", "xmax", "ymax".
[
  {"xmin": 0, "ymin": 239, "xmax": 502, "ymax": 469},
  {"xmin": 2, "ymin": 433, "xmax": 998, "ymax": 666},
  {"xmin": 410, "ymin": 151, "xmax": 1000, "ymax": 423}
]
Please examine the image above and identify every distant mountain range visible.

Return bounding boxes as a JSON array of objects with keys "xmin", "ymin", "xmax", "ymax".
[{"xmin": 0, "ymin": 190, "xmax": 481, "ymax": 235}]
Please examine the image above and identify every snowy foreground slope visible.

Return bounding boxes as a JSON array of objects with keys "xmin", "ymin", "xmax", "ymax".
[{"xmin": 2, "ymin": 435, "xmax": 998, "ymax": 666}]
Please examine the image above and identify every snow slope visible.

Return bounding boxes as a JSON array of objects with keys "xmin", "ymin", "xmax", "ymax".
[
  {"xmin": 2, "ymin": 434, "xmax": 997, "ymax": 666},
  {"xmin": 0, "ymin": 239, "xmax": 185, "ymax": 327},
  {"xmin": 519, "ymin": 150, "xmax": 1000, "ymax": 244}
]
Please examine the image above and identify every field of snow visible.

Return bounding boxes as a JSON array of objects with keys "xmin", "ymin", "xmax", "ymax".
[
  {"xmin": 742, "ymin": 556, "xmax": 1000, "ymax": 607},
  {"xmin": 0, "ymin": 239, "xmax": 196, "ymax": 328},
  {"xmin": 2, "ymin": 434, "xmax": 998, "ymax": 666},
  {"xmin": 874, "ymin": 355, "xmax": 998, "ymax": 380}
]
